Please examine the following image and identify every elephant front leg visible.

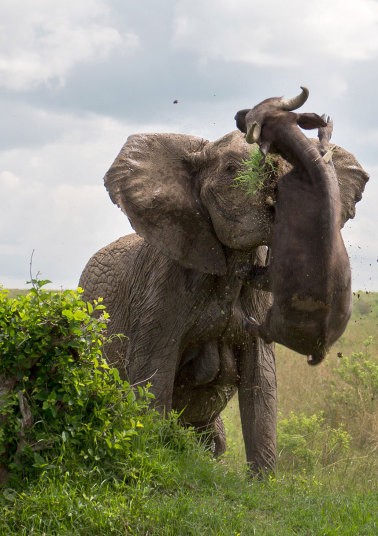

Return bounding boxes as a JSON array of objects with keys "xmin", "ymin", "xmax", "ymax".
[
  {"xmin": 238, "ymin": 337, "xmax": 277, "ymax": 476},
  {"xmin": 127, "ymin": 336, "xmax": 181, "ymax": 413}
]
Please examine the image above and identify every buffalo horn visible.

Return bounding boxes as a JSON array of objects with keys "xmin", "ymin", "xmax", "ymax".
[{"xmin": 280, "ymin": 86, "xmax": 309, "ymax": 111}]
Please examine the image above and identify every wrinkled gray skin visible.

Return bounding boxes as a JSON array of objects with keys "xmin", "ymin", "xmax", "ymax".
[
  {"xmin": 80, "ymin": 122, "xmax": 368, "ymax": 475},
  {"xmin": 235, "ymin": 88, "xmax": 354, "ymax": 365}
]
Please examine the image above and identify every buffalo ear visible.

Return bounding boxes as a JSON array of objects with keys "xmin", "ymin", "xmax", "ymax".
[
  {"xmin": 297, "ymin": 113, "xmax": 327, "ymax": 130},
  {"xmin": 235, "ymin": 109, "xmax": 251, "ymax": 133},
  {"xmin": 104, "ymin": 133, "xmax": 227, "ymax": 275}
]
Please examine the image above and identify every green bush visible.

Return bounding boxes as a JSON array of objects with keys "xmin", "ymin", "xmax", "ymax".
[
  {"xmin": 335, "ymin": 337, "xmax": 378, "ymax": 401},
  {"xmin": 0, "ymin": 280, "xmax": 199, "ymax": 488},
  {"xmin": 277, "ymin": 412, "xmax": 350, "ymax": 472},
  {"xmin": 326, "ymin": 337, "xmax": 378, "ymax": 449}
]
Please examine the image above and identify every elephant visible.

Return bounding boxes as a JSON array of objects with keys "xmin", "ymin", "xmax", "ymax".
[
  {"xmin": 235, "ymin": 87, "xmax": 352, "ymax": 365},
  {"xmin": 79, "ymin": 108, "xmax": 368, "ymax": 474}
]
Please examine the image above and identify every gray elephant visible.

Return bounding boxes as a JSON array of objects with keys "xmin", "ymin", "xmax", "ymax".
[{"xmin": 79, "ymin": 121, "xmax": 368, "ymax": 474}]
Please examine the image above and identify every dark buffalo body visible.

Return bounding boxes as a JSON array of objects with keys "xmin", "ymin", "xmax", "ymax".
[{"xmin": 235, "ymin": 88, "xmax": 352, "ymax": 364}]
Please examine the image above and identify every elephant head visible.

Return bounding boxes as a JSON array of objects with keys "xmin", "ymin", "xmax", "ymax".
[
  {"xmin": 104, "ymin": 131, "xmax": 275, "ymax": 275},
  {"xmin": 104, "ymin": 126, "xmax": 368, "ymax": 269}
]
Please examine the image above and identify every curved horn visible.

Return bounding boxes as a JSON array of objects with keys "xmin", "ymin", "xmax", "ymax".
[
  {"xmin": 246, "ymin": 121, "xmax": 261, "ymax": 144},
  {"xmin": 280, "ymin": 86, "xmax": 309, "ymax": 111}
]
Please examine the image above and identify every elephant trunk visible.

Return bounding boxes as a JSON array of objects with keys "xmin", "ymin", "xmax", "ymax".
[
  {"xmin": 249, "ymin": 116, "xmax": 331, "ymax": 188},
  {"xmin": 274, "ymin": 124, "xmax": 326, "ymax": 179}
]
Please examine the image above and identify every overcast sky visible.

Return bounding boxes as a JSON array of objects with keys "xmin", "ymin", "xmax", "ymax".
[{"xmin": 0, "ymin": 0, "xmax": 377, "ymax": 290}]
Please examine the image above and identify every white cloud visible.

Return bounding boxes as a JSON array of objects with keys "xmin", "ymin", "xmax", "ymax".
[
  {"xmin": 52, "ymin": 184, "xmax": 109, "ymax": 226},
  {"xmin": 0, "ymin": 105, "xmax": 182, "ymax": 288},
  {"xmin": 0, "ymin": 170, "xmax": 20, "ymax": 189},
  {"xmin": 173, "ymin": 0, "xmax": 378, "ymax": 66},
  {"xmin": 0, "ymin": 0, "xmax": 136, "ymax": 90}
]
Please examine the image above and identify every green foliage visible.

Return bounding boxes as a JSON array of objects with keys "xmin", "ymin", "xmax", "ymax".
[
  {"xmin": 1, "ymin": 455, "xmax": 377, "ymax": 535},
  {"xmin": 0, "ymin": 280, "xmax": 200, "ymax": 488},
  {"xmin": 233, "ymin": 145, "xmax": 276, "ymax": 195},
  {"xmin": 277, "ymin": 412, "xmax": 350, "ymax": 472},
  {"xmin": 1, "ymin": 285, "xmax": 377, "ymax": 534},
  {"xmin": 335, "ymin": 337, "xmax": 378, "ymax": 397},
  {"xmin": 326, "ymin": 337, "xmax": 378, "ymax": 450}
]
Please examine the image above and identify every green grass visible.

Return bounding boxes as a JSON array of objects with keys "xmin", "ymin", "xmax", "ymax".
[
  {"xmin": 2, "ymin": 460, "xmax": 377, "ymax": 535},
  {"xmin": 1, "ymin": 289, "xmax": 377, "ymax": 535},
  {"xmin": 233, "ymin": 145, "xmax": 277, "ymax": 195}
]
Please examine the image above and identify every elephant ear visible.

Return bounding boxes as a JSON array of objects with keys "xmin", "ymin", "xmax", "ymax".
[
  {"xmin": 312, "ymin": 140, "xmax": 369, "ymax": 226},
  {"xmin": 104, "ymin": 133, "xmax": 227, "ymax": 275},
  {"xmin": 333, "ymin": 146, "xmax": 369, "ymax": 225}
]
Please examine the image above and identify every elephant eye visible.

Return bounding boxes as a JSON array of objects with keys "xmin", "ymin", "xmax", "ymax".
[{"xmin": 225, "ymin": 161, "xmax": 240, "ymax": 174}]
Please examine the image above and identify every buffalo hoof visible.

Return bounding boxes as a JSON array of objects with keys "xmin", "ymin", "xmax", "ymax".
[
  {"xmin": 307, "ymin": 353, "xmax": 325, "ymax": 366},
  {"xmin": 244, "ymin": 316, "xmax": 260, "ymax": 335}
]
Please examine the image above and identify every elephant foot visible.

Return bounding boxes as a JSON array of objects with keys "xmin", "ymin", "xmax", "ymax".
[
  {"xmin": 211, "ymin": 416, "xmax": 227, "ymax": 457},
  {"xmin": 195, "ymin": 416, "xmax": 227, "ymax": 458},
  {"xmin": 247, "ymin": 460, "xmax": 275, "ymax": 480}
]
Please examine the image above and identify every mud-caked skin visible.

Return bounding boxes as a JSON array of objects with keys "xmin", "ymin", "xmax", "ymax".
[
  {"xmin": 80, "ymin": 110, "xmax": 368, "ymax": 475},
  {"xmin": 80, "ymin": 235, "xmax": 277, "ymax": 473},
  {"xmin": 235, "ymin": 87, "xmax": 355, "ymax": 364}
]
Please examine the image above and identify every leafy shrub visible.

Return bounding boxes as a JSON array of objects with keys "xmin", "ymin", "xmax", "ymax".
[
  {"xmin": 326, "ymin": 337, "xmax": 378, "ymax": 450},
  {"xmin": 277, "ymin": 412, "xmax": 350, "ymax": 472},
  {"xmin": 0, "ymin": 280, "xmax": 199, "ymax": 488},
  {"xmin": 336, "ymin": 337, "xmax": 378, "ymax": 399}
]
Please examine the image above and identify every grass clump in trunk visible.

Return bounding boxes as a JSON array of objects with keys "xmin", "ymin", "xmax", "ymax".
[{"xmin": 233, "ymin": 145, "xmax": 277, "ymax": 195}]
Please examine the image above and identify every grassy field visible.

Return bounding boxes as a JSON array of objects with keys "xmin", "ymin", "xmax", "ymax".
[
  {"xmin": 1, "ymin": 289, "xmax": 377, "ymax": 534},
  {"xmin": 224, "ymin": 291, "xmax": 378, "ymax": 456}
]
